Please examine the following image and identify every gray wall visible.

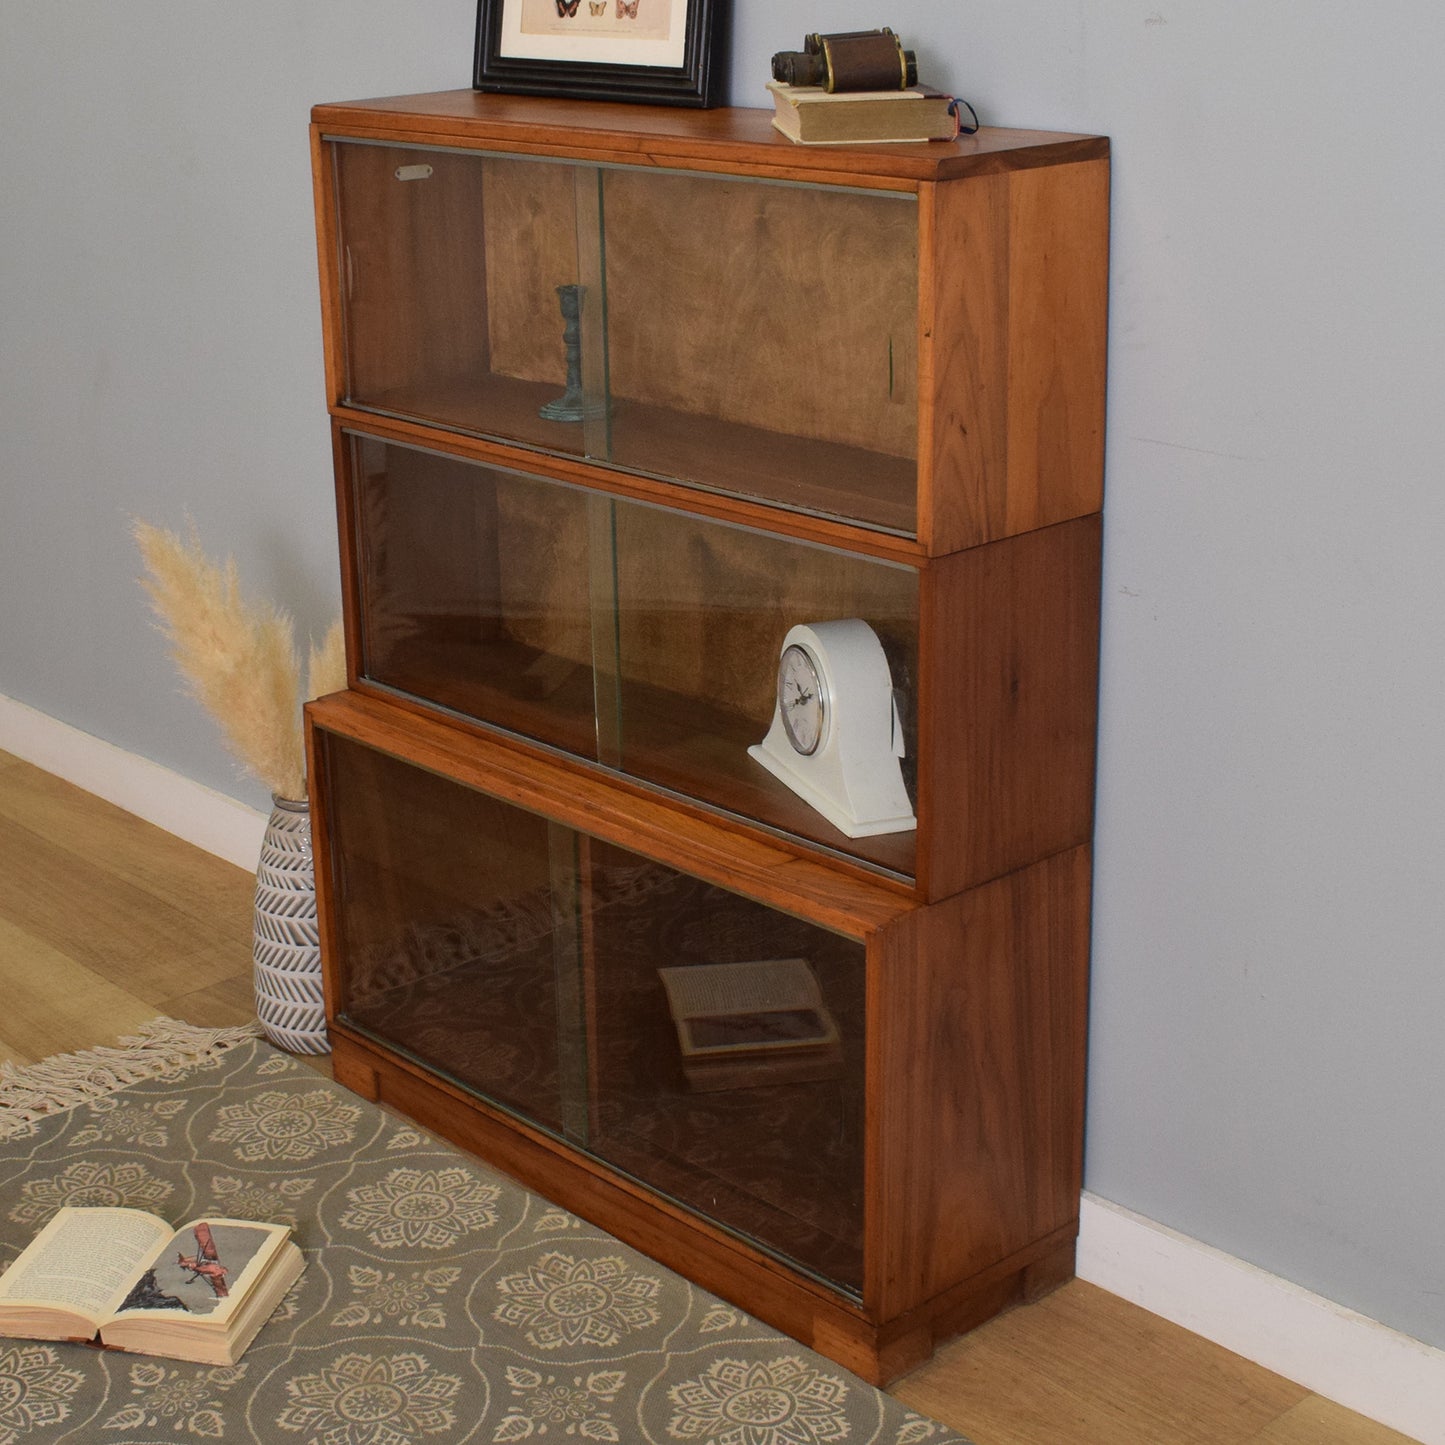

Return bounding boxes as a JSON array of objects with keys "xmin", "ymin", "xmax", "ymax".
[{"xmin": 3, "ymin": 2, "xmax": 1442, "ymax": 1351}]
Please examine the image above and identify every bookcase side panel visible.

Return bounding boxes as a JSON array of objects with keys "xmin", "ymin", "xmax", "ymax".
[
  {"xmin": 306, "ymin": 704, "xmax": 344, "ymax": 1032},
  {"xmin": 917, "ymin": 173, "xmax": 1006, "ymax": 554},
  {"xmin": 924, "ymin": 157, "xmax": 1109, "ymax": 550},
  {"xmin": 1002, "ymin": 157, "xmax": 1110, "ymax": 539},
  {"xmin": 310, "ymin": 126, "xmax": 346, "ymax": 409},
  {"xmin": 330, "ymin": 424, "xmax": 364, "ymax": 692},
  {"xmin": 868, "ymin": 846, "xmax": 1091, "ymax": 1320},
  {"xmin": 916, "ymin": 514, "xmax": 1101, "ymax": 900}
]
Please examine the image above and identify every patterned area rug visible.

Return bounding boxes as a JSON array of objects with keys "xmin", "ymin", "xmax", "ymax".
[{"xmin": 0, "ymin": 1019, "xmax": 970, "ymax": 1444}]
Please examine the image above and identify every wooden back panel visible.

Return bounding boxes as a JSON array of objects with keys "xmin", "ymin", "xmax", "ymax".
[
  {"xmin": 480, "ymin": 155, "xmax": 583, "ymax": 387},
  {"xmin": 330, "ymin": 141, "xmax": 495, "ymax": 402},
  {"xmin": 600, "ymin": 169, "xmax": 918, "ymax": 459}
]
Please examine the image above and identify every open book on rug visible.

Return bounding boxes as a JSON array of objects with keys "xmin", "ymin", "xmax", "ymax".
[{"xmin": 0, "ymin": 1206, "xmax": 303, "ymax": 1365}]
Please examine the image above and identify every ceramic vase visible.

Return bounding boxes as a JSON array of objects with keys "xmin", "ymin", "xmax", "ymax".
[{"xmin": 252, "ymin": 795, "xmax": 329, "ymax": 1054}]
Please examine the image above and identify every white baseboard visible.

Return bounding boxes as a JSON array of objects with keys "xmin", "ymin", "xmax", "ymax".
[
  {"xmin": 4, "ymin": 696, "xmax": 1441, "ymax": 1441},
  {"xmin": 0, "ymin": 693, "xmax": 266, "ymax": 870},
  {"xmin": 1080, "ymin": 1193, "xmax": 1444, "ymax": 1444}
]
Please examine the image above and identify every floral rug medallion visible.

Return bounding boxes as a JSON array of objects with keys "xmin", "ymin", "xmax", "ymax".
[{"xmin": 0, "ymin": 1022, "xmax": 970, "ymax": 1444}]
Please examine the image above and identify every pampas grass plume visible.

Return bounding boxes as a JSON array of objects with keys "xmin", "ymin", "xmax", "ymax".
[
  {"xmin": 307, "ymin": 617, "xmax": 348, "ymax": 704},
  {"xmin": 134, "ymin": 519, "xmax": 339, "ymax": 801}
]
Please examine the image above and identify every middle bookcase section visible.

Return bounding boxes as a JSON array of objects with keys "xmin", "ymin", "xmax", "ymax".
[
  {"xmin": 348, "ymin": 433, "xmax": 921, "ymax": 879},
  {"xmin": 326, "ymin": 140, "xmax": 920, "ymax": 535}
]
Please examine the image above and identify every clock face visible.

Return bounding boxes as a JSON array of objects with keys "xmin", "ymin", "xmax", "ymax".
[{"xmin": 777, "ymin": 643, "xmax": 827, "ymax": 756}]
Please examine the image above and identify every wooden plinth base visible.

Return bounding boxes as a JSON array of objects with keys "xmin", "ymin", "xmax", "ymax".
[{"xmin": 331, "ymin": 1027, "xmax": 1077, "ymax": 1386}]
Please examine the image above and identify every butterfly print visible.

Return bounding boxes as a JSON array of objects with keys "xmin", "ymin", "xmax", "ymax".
[
  {"xmin": 589, "ymin": 2, "xmax": 606, "ymax": 12},
  {"xmin": 555, "ymin": 0, "xmax": 580, "ymax": 15},
  {"xmin": 616, "ymin": 0, "xmax": 639, "ymax": 16}
]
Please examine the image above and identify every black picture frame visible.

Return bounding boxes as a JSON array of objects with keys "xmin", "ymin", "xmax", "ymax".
[{"xmin": 474, "ymin": 0, "xmax": 729, "ymax": 108}]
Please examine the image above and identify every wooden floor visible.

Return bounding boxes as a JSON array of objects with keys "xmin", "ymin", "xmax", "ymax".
[{"xmin": 0, "ymin": 748, "xmax": 1414, "ymax": 1445}]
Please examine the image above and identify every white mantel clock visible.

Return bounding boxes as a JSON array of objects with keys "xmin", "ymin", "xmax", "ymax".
[{"xmin": 748, "ymin": 619, "xmax": 916, "ymax": 839}]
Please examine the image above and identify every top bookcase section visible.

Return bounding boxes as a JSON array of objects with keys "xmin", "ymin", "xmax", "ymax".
[{"xmin": 311, "ymin": 92, "xmax": 1109, "ymax": 552}]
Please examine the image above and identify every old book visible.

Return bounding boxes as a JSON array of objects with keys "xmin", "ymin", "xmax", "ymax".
[
  {"xmin": 767, "ymin": 80, "xmax": 957, "ymax": 145},
  {"xmin": 0, "ymin": 1207, "xmax": 304, "ymax": 1365},
  {"xmin": 659, "ymin": 957, "xmax": 842, "ymax": 1091}
]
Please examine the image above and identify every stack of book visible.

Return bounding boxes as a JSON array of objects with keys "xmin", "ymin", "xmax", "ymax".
[
  {"xmin": 767, "ymin": 79, "xmax": 957, "ymax": 146},
  {"xmin": 659, "ymin": 957, "xmax": 843, "ymax": 1093}
]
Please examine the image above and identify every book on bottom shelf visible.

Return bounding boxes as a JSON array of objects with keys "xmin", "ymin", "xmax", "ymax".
[
  {"xmin": 766, "ymin": 80, "xmax": 957, "ymax": 145},
  {"xmin": 0, "ymin": 1207, "xmax": 304, "ymax": 1365},
  {"xmin": 659, "ymin": 957, "xmax": 843, "ymax": 1092}
]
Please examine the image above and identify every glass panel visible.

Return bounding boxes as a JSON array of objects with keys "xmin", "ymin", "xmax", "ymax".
[
  {"xmin": 321, "ymin": 731, "xmax": 866, "ymax": 1293},
  {"xmin": 353, "ymin": 434, "xmax": 600, "ymax": 763},
  {"xmin": 331, "ymin": 142, "xmax": 600, "ymax": 459},
  {"xmin": 608, "ymin": 497, "xmax": 919, "ymax": 874},
  {"xmin": 350, "ymin": 436, "xmax": 919, "ymax": 877},
  {"xmin": 598, "ymin": 168, "xmax": 918, "ymax": 534},
  {"xmin": 322, "ymin": 735, "xmax": 570, "ymax": 1136},
  {"xmin": 329, "ymin": 141, "xmax": 918, "ymax": 534},
  {"xmin": 582, "ymin": 838, "xmax": 866, "ymax": 1294}
]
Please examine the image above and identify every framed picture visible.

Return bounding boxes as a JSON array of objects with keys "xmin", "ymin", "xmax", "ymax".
[{"xmin": 474, "ymin": 0, "xmax": 729, "ymax": 108}]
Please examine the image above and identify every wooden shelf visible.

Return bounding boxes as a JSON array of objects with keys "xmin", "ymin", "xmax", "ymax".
[
  {"xmin": 348, "ymin": 373, "xmax": 918, "ymax": 535},
  {"xmin": 360, "ymin": 633, "xmax": 918, "ymax": 879},
  {"xmin": 363, "ymin": 635, "xmax": 600, "ymax": 764}
]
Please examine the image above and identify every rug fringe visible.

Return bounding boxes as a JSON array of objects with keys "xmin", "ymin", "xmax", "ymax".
[{"xmin": 0, "ymin": 1016, "xmax": 261, "ymax": 1138}]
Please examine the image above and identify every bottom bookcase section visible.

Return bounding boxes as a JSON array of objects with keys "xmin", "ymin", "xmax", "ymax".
[
  {"xmin": 308, "ymin": 692, "xmax": 1091, "ymax": 1381},
  {"xmin": 318, "ymin": 728, "xmax": 868, "ymax": 1294}
]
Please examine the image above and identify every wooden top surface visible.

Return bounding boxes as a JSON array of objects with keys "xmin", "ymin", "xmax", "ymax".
[{"xmin": 311, "ymin": 90, "xmax": 1108, "ymax": 185}]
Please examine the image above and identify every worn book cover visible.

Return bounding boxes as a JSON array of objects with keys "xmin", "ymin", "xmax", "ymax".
[
  {"xmin": 659, "ymin": 958, "xmax": 843, "ymax": 1091},
  {"xmin": 767, "ymin": 80, "xmax": 956, "ymax": 145}
]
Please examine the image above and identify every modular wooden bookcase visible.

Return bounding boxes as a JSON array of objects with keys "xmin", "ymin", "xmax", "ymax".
[{"xmin": 305, "ymin": 89, "xmax": 1108, "ymax": 1384}]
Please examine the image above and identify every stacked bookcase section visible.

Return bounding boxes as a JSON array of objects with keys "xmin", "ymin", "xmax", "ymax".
[{"xmin": 306, "ymin": 89, "xmax": 1108, "ymax": 1384}]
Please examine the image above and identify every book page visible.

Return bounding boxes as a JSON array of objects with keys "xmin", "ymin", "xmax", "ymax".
[
  {"xmin": 0, "ymin": 1208, "xmax": 172, "ymax": 1324},
  {"xmin": 112, "ymin": 1219, "xmax": 290, "ymax": 1326}
]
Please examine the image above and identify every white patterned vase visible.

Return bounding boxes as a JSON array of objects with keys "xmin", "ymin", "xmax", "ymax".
[{"xmin": 252, "ymin": 795, "xmax": 329, "ymax": 1055}]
